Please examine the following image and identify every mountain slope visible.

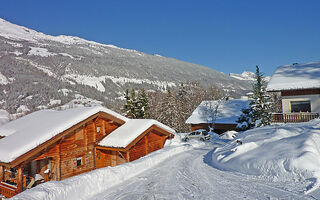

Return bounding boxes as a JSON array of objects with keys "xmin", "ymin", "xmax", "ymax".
[
  {"xmin": 230, "ymin": 71, "xmax": 271, "ymax": 82},
  {"xmin": 0, "ymin": 18, "xmax": 251, "ymax": 114}
]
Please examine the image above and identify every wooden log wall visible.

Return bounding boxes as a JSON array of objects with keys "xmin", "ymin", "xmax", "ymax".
[
  {"xmin": 129, "ymin": 137, "xmax": 147, "ymax": 162},
  {"xmin": 59, "ymin": 122, "xmax": 96, "ymax": 179},
  {"xmin": 96, "ymin": 149, "xmax": 112, "ymax": 168},
  {"xmin": 147, "ymin": 131, "xmax": 165, "ymax": 153}
]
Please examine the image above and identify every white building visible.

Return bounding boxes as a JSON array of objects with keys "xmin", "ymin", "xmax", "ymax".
[{"xmin": 267, "ymin": 62, "xmax": 320, "ymax": 122}]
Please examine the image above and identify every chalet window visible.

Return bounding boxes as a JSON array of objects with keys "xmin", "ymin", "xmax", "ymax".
[
  {"xmin": 96, "ymin": 126, "xmax": 101, "ymax": 133},
  {"xmin": 76, "ymin": 157, "xmax": 83, "ymax": 167},
  {"xmin": 291, "ymin": 101, "xmax": 311, "ymax": 112}
]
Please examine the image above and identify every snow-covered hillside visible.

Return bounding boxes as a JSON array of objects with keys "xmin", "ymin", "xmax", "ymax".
[{"xmin": 0, "ymin": 17, "xmax": 251, "ymax": 116}]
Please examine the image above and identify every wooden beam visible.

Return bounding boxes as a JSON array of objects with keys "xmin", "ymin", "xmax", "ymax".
[
  {"xmin": 95, "ymin": 145, "xmax": 127, "ymax": 152},
  {"xmin": 125, "ymin": 152, "xmax": 130, "ymax": 162},
  {"xmin": 0, "ymin": 162, "xmax": 12, "ymax": 168},
  {"xmin": 144, "ymin": 135, "xmax": 148, "ymax": 155},
  {"xmin": 93, "ymin": 122, "xmax": 96, "ymax": 143},
  {"xmin": 0, "ymin": 165, "xmax": 4, "ymax": 182},
  {"xmin": 17, "ymin": 165, "xmax": 24, "ymax": 192},
  {"xmin": 57, "ymin": 139, "xmax": 62, "ymax": 181},
  {"xmin": 93, "ymin": 148, "xmax": 96, "ymax": 170},
  {"xmin": 98, "ymin": 112, "xmax": 126, "ymax": 125},
  {"xmin": 84, "ymin": 125, "xmax": 88, "ymax": 151}
]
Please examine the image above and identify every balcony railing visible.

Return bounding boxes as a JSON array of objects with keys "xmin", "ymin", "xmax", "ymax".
[
  {"xmin": 0, "ymin": 170, "xmax": 32, "ymax": 198},
  {"xmin": 272, "ymin": 112, "xmax": 319, "ymax": 123},
  {"xmin": 0, "ymin": 182, "xmax": 18, "ymax": 198}
]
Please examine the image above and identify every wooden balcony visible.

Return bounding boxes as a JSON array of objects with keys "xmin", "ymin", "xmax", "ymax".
[
  {"xmin": 0, "ymin": 170, "xmax": 32, "ymax": 198},
  {"xmin": 0, "ymin": 182, "xmax": 18, "ymax": 198},
  {"xmin": 272, "ymin": 112, "xmax": 319, "ymax": 123}
]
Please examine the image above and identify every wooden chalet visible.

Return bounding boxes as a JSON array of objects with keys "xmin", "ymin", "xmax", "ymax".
[
  {"xmin": 96, "ymin": 119, "xmax": 174, "ymax": 167},
  {"xmin": 0, "ymin": 106, "xmax": 174, "ymax": 198},
  {"xmin": 267, "ymin": 62, "xmax": 320, "ymax": 123},
  {"xmin": 185, "ymin": 99, "xmax": 249, "ymax": 134}
]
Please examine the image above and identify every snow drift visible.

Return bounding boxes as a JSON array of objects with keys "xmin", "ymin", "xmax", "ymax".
[{"xmin": 210, "ymin": 119, "xmax": 320, "ymax": 193}]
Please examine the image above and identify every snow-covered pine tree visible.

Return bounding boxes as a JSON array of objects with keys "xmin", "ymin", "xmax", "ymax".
[
  {"xmin": 250, "ymin": 65, "xmax": 272, "ymax": 127},
  {"xmin": 136, "ymin": 89, "xmax": 149, "ymax": 119},
  {"xmin": 122, "ymin": 89, "xmax": 137, "ymax": 118},
  {"xmin": 122, "ymin": 89, "xmax": 132, "ymax": 117},
  {"xmin": 122, "ymin": 88, "xmax": 150, "ymax": 119},
  {"xmin": 236, "ymin": 108, "xmax": 254, "ymax": 131}
]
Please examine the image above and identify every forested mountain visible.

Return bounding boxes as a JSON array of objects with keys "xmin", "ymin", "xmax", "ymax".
[{"xmin": 0, "ymin": 18, "xmax": 251, "ymax": 116}]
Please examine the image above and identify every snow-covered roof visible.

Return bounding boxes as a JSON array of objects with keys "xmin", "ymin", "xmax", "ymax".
[
  {"xmin": 0, "ymin": 106, "xmax": 128, "ymax": 163},
  {"xmin": 185, "ymin": 99, "xmax": 250, "ymax": 124},
  {"xmin": 98, "ymin": 119, "xmax": 175, "ymax": 148},
  {"xmin": 267, "ymin": 62, "xmax": 320, "ymax": 91}
]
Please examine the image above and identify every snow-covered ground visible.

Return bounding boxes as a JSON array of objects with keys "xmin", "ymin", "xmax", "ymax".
[
  {"xmin": 211, "ymin": 119, "xmax": 320, "ymax": 194},
  {"xmin": 10, "ymin": 121, "xmax": 320, "ymax": 199}
]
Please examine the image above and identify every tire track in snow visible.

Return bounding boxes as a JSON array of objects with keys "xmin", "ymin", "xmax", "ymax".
[{"xmin": 90, "ymin": 144, "xmax": 314, "ymax": 200}]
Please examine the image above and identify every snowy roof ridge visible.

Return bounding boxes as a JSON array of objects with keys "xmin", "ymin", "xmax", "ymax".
[
  {"xmin": 267, "ymin": 62, "xmax": 320, "ymax": 91},
  {"xmin": 0, "ymin": 106, "xmax": 128, "ymax": 163},
  {"xmin": 185, "ymin": 99, "xmax": 250, "ymax": 124},
  {"xmin": 98, "ymin": 119, "xmax": 175, "ymax": 148}
]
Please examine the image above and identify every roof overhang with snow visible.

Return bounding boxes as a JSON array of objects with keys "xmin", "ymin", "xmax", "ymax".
[
  {"xmin": 185, "ymin": 99, "xmax": 250, "ymax": 125},
  {"xmin": 0, "ymin": 106, "xmax": 129, "ymax": 166},
  {"xmin": 267, "ymin": 62, "xmax": 320, "ymax": 92},
  {"xmin": 97, "ymin": 119, "xmax": 175, "ymax": 151}
]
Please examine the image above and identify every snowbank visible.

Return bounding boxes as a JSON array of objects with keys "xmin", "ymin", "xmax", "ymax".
[
  {"xmin": 209, "ymin": 119, "xmax": 320, "ymax": 193},
  {"xmin": 219, "ymin": 130, "xmax": 238, "ymax": 140},
  {"xmin": 12, "ymin": 144, "xmax": 193, "ymax": 200}
]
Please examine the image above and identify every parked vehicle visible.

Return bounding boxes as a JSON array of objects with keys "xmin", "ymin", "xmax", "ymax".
[{"xmin": 184, "ymin": 129, "xmax": 210, "ymax": 141}]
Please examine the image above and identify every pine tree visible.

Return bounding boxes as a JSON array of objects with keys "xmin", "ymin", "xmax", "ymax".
[
  {"xmin": 136, "ymin": 89, "xmax": 149, "ymax": 119},
  {"xmin": 122, "ymin": 88, "xmax": 150, "ymax": 119},
  {"xmin": 122, "ymin": 89, "xmax": 137, "ymax": 118},
  {"xmin": 250, "ymin": 65, "xmax": 272, "ymax": 127},
  {"xmin": 236, "ymin": 108, "xmax": 254, "ymax": 131},
  {"xmin": 122, "ymin": 89, "xmax": 132, "ymax": 117}
]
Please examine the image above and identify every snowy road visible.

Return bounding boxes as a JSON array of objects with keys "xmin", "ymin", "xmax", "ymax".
[{"xmin": 89, "ymin": 144, "xmax": 314, "ymax": 200}]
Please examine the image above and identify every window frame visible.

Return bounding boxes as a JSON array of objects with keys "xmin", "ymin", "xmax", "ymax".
[
  {"xmin": 96, "ymin": 126, "xmax": 101, "ymax": 134},
  {"xmin": 290, "ymin": 100, "xmax": 311, "ymax": 112},
  {"xmin": 76, "ymin": 156, "xmax": 83, "ymax": 167}
]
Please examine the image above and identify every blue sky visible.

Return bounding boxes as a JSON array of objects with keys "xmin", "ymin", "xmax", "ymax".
[{"xmin": 1, "ymin": 0, "xmax": 320, "ymax": 76}]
